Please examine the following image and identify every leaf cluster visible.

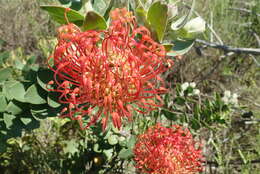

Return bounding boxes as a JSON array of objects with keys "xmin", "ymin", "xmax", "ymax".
[{"xmin": 0, "ymin": 51, "xmax": 63, "ymax": 152}]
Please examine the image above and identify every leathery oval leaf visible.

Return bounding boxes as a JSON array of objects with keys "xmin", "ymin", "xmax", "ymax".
[
  {"xmin": 40, "ymin": 5, "xmax": 84, "ymax": 26},
  {"xmin": 167, "ymin": 39, "xmax": 194, "ymax": 57},
  {"xmin": 83, "ymin": 11, "xmax": 107, "ymax": 31},
  {"xmin": 147, "ymin": 1, "xmax": 168, "ymax": 42},
  {"xmin": 0, "ymin": 94, "xmax": 7, "ymax": 112},
  {"xmin": 24, "ymin": 84, "xmax": 47, "ymax": 104},
  {"xmin": 3, "ymin": 113, "xmax": 16, "ymax": 129}
]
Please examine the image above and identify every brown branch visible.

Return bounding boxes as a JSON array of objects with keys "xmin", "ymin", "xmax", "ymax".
[{"xmin": 196, "ymin": 39, "xmax": 260, "ymax": 55}]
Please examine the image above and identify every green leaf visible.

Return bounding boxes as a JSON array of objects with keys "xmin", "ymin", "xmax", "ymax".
[
  {"xmin": 108, "ymin": 135, "xmax": 118, "ymax": 145},
  {"xmin": 162, "ymin": 109, "xmax": 177, "ymax": 121},
  {"xmin": 103, "ymin": 0, "xmax": 114, "ymax": 20},
  {"xmin": 0, "ymin": 51, "xmax": 10, "ymax": 65},
  {"xmin": 103, "ymin": 148, "xmax": 113, "ymax": 160},
  {"xmin": 5, "ymin": 118, "xmax": 24, "ymax": 138},
  {"xmin": 23, "ymin": 66, "xmax": 39, "ymax": 82},
  {"xmin": 118, "ymin": 148, "xmax": 133, "ymax": 159},
  {"xmin": 0, "ymin": 68, "xmax": 12, "ymax": 82},
  {"xmin": 18, "ymin": 112, "xmax": 40, "ymax": 130},
  {"xmin": 191, "ymin": 118, "xmax": 201, "ymax": 130},
  {"xmin": 166, "ymin": 39, "xmax": 194, "ymax": 56},
  {"xmin": 3, "ymin": 113, "xmax": 16, "ymax": 129},
  {"xmin": 47, "ymin": 92, "xmax": 61, "ymax": 108},
  {"xmin": 5, "ymin": 101, "xmax": 24, "ymax": 115},
  {"xmin": 59, "ymin": 0, "xmax": 71, "ymax": 4},
  {"xmin": 2, "ymin": 81, "xmax": 17, "ymax": 100},
  {"xmin": 83, "ymin": 11, "xmax": 107, "ymax": 31},
  {"xmin": 0, "ymin": 94, "xmax": 7, "ymax": 112},
  {"xmin": 37, "ymin": 68, "xmax": 54, "ymax": 91},
  {"xmin": 70, "ymin": 0, "xmax": 83, "ymax": 11},
  {"xmin": 40, "ymin": 5, "xmax": 84, "ymax": 26},
  {"xmin": 163, "ymin": 43, "xmax": 174, "ymax": 52},
  {"xmin": 147, "ymin": 1, "xmax": 168, "ymax": 42},
  {"xmin": 14, "ymin": 59, "xmax": 25, "ymax": 70},
  {"xmin": 8, "ymin": 82, "xmax": 28, "ymax": 102},
  {"xmin": 63, "ymin": 139, "xmax": 79, "ymax": 155},
  {"xmin": 24, "ymin": 84, "xmax": 47, "ymax": 104},
  {"xmin": 127, "ymin": 135, "xmax": 136, "ymax": 149},
  {"xmin": 20, "ymin": 117, "xmax": 32, "ymax": 125},
  {"xmin": 0, "ymin": 140, "xmax": 7, "ymax": 153},
  {"xmin": 174, "ymin": 96, "xmax": 186, "ymax": 105},
  {"xmin": 135, "ymin": 6, "xmax": 147, "ymax": 25},
  {"xmin": 26, "ymin": 55, "xmax": 37, "ymax": 65},
  {"xmin": 93, "ymin": 143, "xmax": 102, "ymax": 153},
  {"xmin": 30, "ymin": 104, "xmax": 60, "ymax": 119},
  {"xmin": 19, "ymin": 114, "xmax": 40, "ymax": 130}
]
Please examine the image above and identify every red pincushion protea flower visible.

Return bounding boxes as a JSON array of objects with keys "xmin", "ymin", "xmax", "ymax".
[
  {"xmin": 48, "ymin": 8, "xmax": 173, "ymax": 130},
  {"xmin": 134, "ymin": 124, "xmax": 203, "ymax": 174}
]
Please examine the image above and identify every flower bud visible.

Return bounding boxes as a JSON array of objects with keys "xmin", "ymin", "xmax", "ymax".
[{"xmin": 184, "ymin": 17, "xmax": 206, "ymax": 36}]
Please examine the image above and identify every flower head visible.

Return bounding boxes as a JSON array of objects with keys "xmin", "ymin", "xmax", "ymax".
[
  {"xmin": 134, "ymin": 124, "xmax": 203, "ymax": 174},
  {"xmin": 48, "ymin": 8, "xmax": 173, "ymax": 130}
]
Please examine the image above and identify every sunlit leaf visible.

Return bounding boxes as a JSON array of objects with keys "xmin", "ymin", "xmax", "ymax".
[
  {"xmin": 0, "ymin": 68, "xmax": 12, "ymax": 82},
  {"xmin": 83, "ymin": 11, "xmax": 107, "ymax": 31},
  {"xmin": 3, "ymin": 113, "xmax": 16, "ymax": 129},
  {"xmin": 20, "ymin": 117, "xmax": 32, "ymax": 125},
  {"xmin": 47, "ymin": 92, "xmax": 61, "ymax": 108},
  {"xmin": 40, "ymin": 5, "xmax": 84, "ymax": 26},
  {"xmin": 127, "ymin": 135, "xmax": 136, "ymax": 149},
  {"xmin": 93, "ymin": 143, "xmax": 102, "ymax": 153},
  {"xmin": 108, "ymin": 135, "xmax": 118, "ymax": 145},
  {"xmin": 147, "ymin": 1, "xmax": 168, "ymax": 42},
  {"xmin": 163, "ymin": 43, "xmax": 174, "ymax": 52},
  {"xmin": 24, "ymin": 84, "xmax": 47, "ymax": 104},
  {"xmin": 103, "ymin": 148, "xmax": 113, "ymax": 160},
  {"xmin": 5, "ymin": 101, "xmax": 25, "ymax": 115},
  {"xmin": 30, "ymin": 104, "xmax": 60, "ymax": 119},
  {"xmin": 63, "ymin": 139, "xmax": 79, "ymax": 155},
  {"xmin": 136, "ymin": 6, "xmax": 147, "ymax": 25},
  {"xmin": 8, "ymin": 82, "xmax": 28, "ymax": 102},
  {"xmin": 118, "ymin": 148, "xmax": 133, "ymax": 159},
  {"xmin": 2, "ymin": 81, "xmax": 17, "ymax": 100},
  {"xmin": 0, "ymin": 94, "xmax": 7, "ymax": 112}
]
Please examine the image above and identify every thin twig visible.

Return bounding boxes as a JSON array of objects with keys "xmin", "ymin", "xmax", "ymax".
[
  {"xmin": 249, "ymin": 54, "xmax": 260, "ymax": 67},
  {"xmin": 253, "ymin": 32, "xmax": 260, "ymax": 47},
  {"xmin": 229, "ymin": 7, "xmax": 260, "ymax": 17},
  {"xmin": 196, "ymin": 39, "xmax": 260, "ymax": 55},
  {"xmin": 210, "ymin": 11, "xmax": 213, "ymax": 43}
]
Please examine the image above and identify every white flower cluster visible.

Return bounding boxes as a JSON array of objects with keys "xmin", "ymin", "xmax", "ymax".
[
  {"xmin": 222, "ymin": 90, "xmax": 238, "ymax": 105},
  {"xmin": 179, "ymin": 82, "xmax": 200, "ymax": 97}
]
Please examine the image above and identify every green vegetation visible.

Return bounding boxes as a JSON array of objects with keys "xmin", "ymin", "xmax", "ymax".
[{"xmin": 0, "ymin": 0, "xmax": 259, "ymax": 173}]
